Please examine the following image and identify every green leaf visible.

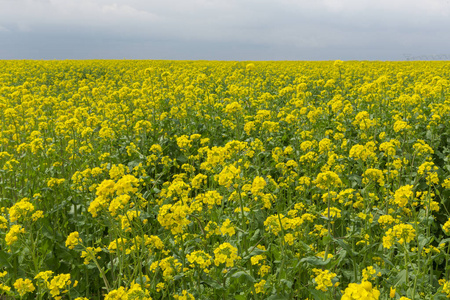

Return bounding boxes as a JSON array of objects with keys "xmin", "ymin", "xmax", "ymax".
[
  {"xmin": 173, "ymin": 273, "xmax": 184, "ymax": 281},
  {"xmin": 322, "ymin": 234, "xmax": 332, "ymax": 244},
  {"xmin": 309, "ymin": 289, "xmax": 328, "ymax": 300},
  {"xmin": 243, "ymin": 246, "xmax": 266, "ymax": 260},
  {"xmin": 249, "ymin": 229, "xmax": 261, "ymax": 242},
  {"xmin": 280, "ymin": 279, "xmax": 293, "ymax": 289},
  {"xmin": 334, "ymin": 238, "xmax": 356, "ymax": 257},
  {"xmin": 299, "ymin": 256, "xmax": 331, "ymax": 266},
  {"xmin": 202, "ymin": 278, "xmax": 224, "ymax": 290},
  {"xmin": 266, "ymin": 293, "xmax": 290, "ymax": 300},
  {"xmin": 0, "ymin": 250, "xmax": 12, "ymax": 268},
  {"xmin": 418, "ymin": 234, "xmax": 431, "ymax": 252},
  {"xmin": 395, "ymin": 269, "xmax": 408, "ymax": 286},
  {"xmin": 176, "ymin": 155, "xmax": 188, "ymax": 164},
  {"xmin": 230, "ymin": 271, "xmax": 255, "ymax": 284},
  {"xmin": 440, "ymin": 238, "xmax": 450, "ymax": 244}
]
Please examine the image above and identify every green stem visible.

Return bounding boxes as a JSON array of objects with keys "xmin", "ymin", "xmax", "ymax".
[
  {"xmin": 404, "ymin": 243, "xmax": 410, "ymax": 288},
  {"xmin": 81, "ymin": 242, "xmax": 111, "ymax": 293}
]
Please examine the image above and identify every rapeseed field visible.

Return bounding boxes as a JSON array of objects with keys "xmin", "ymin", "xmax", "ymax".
[{"xmin": 1, "ymin": 60, "xmax": 450, "ymax": 299}]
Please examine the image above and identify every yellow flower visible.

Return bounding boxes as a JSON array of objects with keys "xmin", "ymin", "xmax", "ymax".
[
  {"xmin": 321, "ymin": 207, "xmax": 341, "ymax": 219},
  {"xmin": 8, "ymin": 197, "xmax": 34, "ymax": 222},
  {"xmin": 205, "ymin": 221, "xmax": 221, "ymax": 238},
  {"xmin": 378, "ymin": 215, "xmax": 396, "ymax": 227},
  {"xmin": 186, "ymin": 250, "xmax": 212, "ymax": 272},
  {"xmin": 383, "ymin": 223, "xmax": 416, "ymax": 249},
  {"xmin": 389, "ymin": 287, "xmax": 396, "ymax": 298},
  {"xmin": 362, "ymin": 168, "xmax": 385, "ymax": 186},
  {"xmin": 126, "ymin": 283, "xmax": 152, "ymax": 299},
  {"xmin": 224, "ymin": 101, "xmax": 243, "ymax": 114},
  {"xmin": 0, "ymin": 283, "xmax": 11, "ymax": 292},
  {"xmin": 13, "ymin": 278, "xmax": 35, "ymax": 297},
  {"xmin": 65, "ymin": 231, "xmax": 81, "ymax": 249},
  {"xmin": 0, "ymin": 215, "xmax": 7, "ymax": 229},
  {"xmin": 158, "ymin": 202, "xmax": 192, "ymax": 235},
  {"xmin": 34, "ymin": 270, "xmax": 54, "ymax": 283},
  {"xmin": 313, "ymin": 171, "xmax": 342, "ymax": 190},
  {"xmin": 217, "ymin": 164, "xmax": 241, "ymax": 188},
  {"xmin": 362, "ymin": 266, "xmax": 379, "ymax": 281},
  {"xmin": 156, "ymin": 282, "xmax": 165, "ymax": 292},
  {"xmin": 413, "ymin": 139, "xmax": 434, "ymax": 156},
  {"xmin": 316, "ymin": 251, "xmax": 333, "ymax": 260},
  {"xmin": 49, "ymin": 273, "xmax": 71, "ymax": 298},
  {"xmin": 334, "ymin": 60, "xmax": 343, "ymax": 68},
  {"xmin": 196, "ymin": 190, "xmax": 222, "ymax": 209},
  {"xmin": 393, "ymin": 120, "xmax": 411, "ymax": 132},
  {"xmin": 108, "ymin": 238, "xmax": 128, "ymax": 253},
  {"xmin": 284, "ymin": 233, "xmax": 295, "ymax": 246},
  {"xmin": 341, "ymin": 281, "xmax": 380, "ymax": 300},
  {"xmin": 442, "ymin": 178, "xmax": 450, "ymax": 189},
  {"xmin": 251, "ymin": 254, "xmax": 265, "ymax": 266},
  {"xmin": 114, "ymin": 174, "xmax": 139, "ymax": 195},
  {"xmin": 149, "ymin": 257, "xmax": 182, "ymax": 280},
  {"xmin": 99, "ymin": 126, "xmax": 115, "ymax": 140},
  {"xmin": 5, "ymin": 224, "xmax": 26, "ymax": 246},
  {"xmin": 81, "ymin": 247, "xmax": 102, "ymax": 265},
  {"xmin": 418, "ymin": 161, "xmax": 439, "ymax": 185},
  {"xmin": 173, "ymin": 290, "xmax": 195, "ymax": 300},
  {"xmin": 109, "ymin": 194, "xmax": 130, "ymax": 216},
  {"xmin": 220, "ymin": 219, "xmax": 236, "ymax": 237},
  {"xmin": 312, "ymin": 268, "xmax": 336, "ymax": 292},
  {"xmin": 47, "ymin": 177, "xmax": 66, "ymax": 188},
  {"xmin": 246, "ymin": 63, "xmax": 255, "ymax": 71},
  {"xmin": 109, "ymin": 164, "xmax": 127, "ymax": 181},
  {"xmin": 440, "ymin": 279, "xmax": 450, "ymax": 297},
  {"xmin": 264, "ymin": 214, "xmax": 289, "ymax": 236},
  {"xmin": 104, "ymin": 286, "xmax": 128, "ymax": 300},
  {"xmin": 213, "ymin": 243, "xmax": 240, "ymax": 267},
  {"xmin": 31, "ymin": 210, "xmax": 44, "ymax": 221},
  {"xmin": 392, "ymin": 185, "xmax": 413, "ymax": 208},
  {"xmin": 443, "ymin": 218, "xmax": 450, "ymax": 235},
  {"xmin": 254, "ymin": 279, "xmax": 266, "ymax": 294},
  {"xmin": 244, "ymin": 121, "xmax": 255, "ymax": 135},
  {"xmin": 191, "ymin": 173, "xmax": 207, "ymax": 189},
  {"xmin": 251, "ymin": 176, "xmax": 266, "ymax": 195},
  {"xmin": 379, "ymin": 141, "xmax": 397, "ymax": 157}
]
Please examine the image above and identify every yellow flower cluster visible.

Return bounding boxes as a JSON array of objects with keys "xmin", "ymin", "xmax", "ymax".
[
  {"xmin": 186, "ymin": 250, "xmax": 212, "ymax": 272},
  {"xmin": 213, "ymin": 243, "xmax": 240, "ymax": 267},
  {"xmin": 217, "ymin": 164, "xmax": 241, "ymax": 188},
  {"xmin": 8, "ymin": 197, "xmax": 35, "ymax": 222},
  {"xmin": 312, "ymin": 268, "xmax": 337, "ymax": 292},
  {"xmin": 13, "ymin": 278, "xmax": 35, "ymax": 297},
  {"xmin": 104, "ymin": 284, "xmax": 152, "ymax": 300},
  {"xmin": 65, "ymin": 231, "xmax": 81, "ymax": 249},
  {"xmin": 5, "ymin": 224, "xmax": 26, "ymax": 246},
  {"xmin": 313, "ymin": 171, "xmax": 342, "ymax": 190},
  {"xmin": 2, "ymin": 60, "xmax": 450, "ymax": 298},
  {"xmin": 383, "ymin": 223, "xmax": 416, "ymax": 249},
  {"xmin": 341, "ymin": 281, "xmax": 380, "ymax": 300},
  {"xmin": 392, "ymin": 185, "xmax": 414, "ymax": 208}
]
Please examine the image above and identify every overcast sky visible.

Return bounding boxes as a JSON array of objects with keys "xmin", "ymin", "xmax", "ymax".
[{"xmin": 1, "ymin": 0, "xmax": 450, "ymax": 60}]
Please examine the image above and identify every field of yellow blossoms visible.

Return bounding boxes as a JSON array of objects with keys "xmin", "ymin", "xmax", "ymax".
[{"xmin": 1, "ymin": 60, "xmax": 450, "ymax": 299}]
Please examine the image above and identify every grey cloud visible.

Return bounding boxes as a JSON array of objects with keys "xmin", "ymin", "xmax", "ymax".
[{"xmin": 0, "ymin": 0, "xmax": 449, "ymax": 60}]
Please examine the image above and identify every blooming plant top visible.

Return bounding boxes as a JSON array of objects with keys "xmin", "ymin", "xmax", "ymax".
[{"xmin": 1, "ymin": 60, "xmax": 450, "ymax": 299}]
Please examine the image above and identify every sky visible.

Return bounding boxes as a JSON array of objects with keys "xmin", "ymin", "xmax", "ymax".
[{"xmin": 0, "ymin": 0, "xmax": 450, "ymax": 60}]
